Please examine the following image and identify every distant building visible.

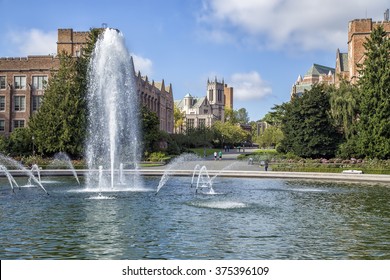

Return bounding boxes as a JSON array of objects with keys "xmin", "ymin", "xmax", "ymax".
[
  {"xmin": 256, "ymin": 121, "xmax": 270, "ymax": 137},
  {"xmin": 174, "ymin": 94, "xmax": 215, "ymax": 132},
  {"xmin": 291, "ymin": 64, "xmax": 335, "ymax": 98},
  {"xmin": 224, "ymin": 84, "xmax": 233, "ymax": 109},
  {"xmin": 0, "ymin": 28, "xmax": 174, "ymax": 135},
  {"xmin": 335, "ymin": 13, "xmax": 390, "ymax": 85},
  {"xmin": 207, "ymin": 77, "xmax": 225, "ymax": 121},
  {"xmin": 135, "ymin": 73, "xmax": 174, "ymax": 133},
  {"xmin": 175, "ymin": 77, "xmax": 232, "ymax": 132}
]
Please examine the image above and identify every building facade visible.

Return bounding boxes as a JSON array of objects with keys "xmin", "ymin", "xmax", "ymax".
[
  {"xmin": 0, "ymin": 56, "xmax": 59, "ymax": 135},
  {"xmin": 175, "ymin": 78, "xmax": 231, "ymax": 132},
  {"xmin": 0, "ymin": 28, "xmax": 174, "ymax": 135},
  {"xmin": 135, "ymin": 73, "xmax": 174, "ymax": 133},
  {"xmin": 335, "ymin": 13, "xmax": 390, "ymax": 84},
  {"xmin": 224, "ymin": 83, "xmax": 233, "ymax": 109},
  {"xmin": 291, "ymin": 64, "xmax": 335, "ymax": 98}
]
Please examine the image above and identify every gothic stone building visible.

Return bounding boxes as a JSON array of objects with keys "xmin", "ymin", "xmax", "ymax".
[
  {"xmin": 175, "ymin": 78, "xmax": 232, "ymax": 132},
  {"xmin": 0, "ymin": 28, "xmax": 174, "ymax": 135},
  {"xmin": 290, "ymin": 64, "xmax": 335, "ymax": 98}
]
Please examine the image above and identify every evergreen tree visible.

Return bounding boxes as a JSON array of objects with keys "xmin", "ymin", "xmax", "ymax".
[
  {"xmin": 141, "ymin": 106, "xmax": 161, "ymax": 156},
  {"xmin": 353, "ymin": 25, "xmax": 390, "ymax": 159},
  {"xmin": 28, "ymin": 28, "xmax": 103, "ymax": 157},
  {"xmin": 279, "ymin": 84, "xmax": 342, "ymax": 158},
  {"xmin": 28, "ymin": 54, "xmax": 87, "ymax": 157}
]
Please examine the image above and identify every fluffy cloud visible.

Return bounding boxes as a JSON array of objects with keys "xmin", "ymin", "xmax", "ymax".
[
  {"xmin": 131, "ymin": 53, "xmax": 153, "ymax": 77},
  {"xmin": 200, "ymin": 0, "xmax": 389, "ymax": 51},
  {"xmin": 230, "ymin": 71, "xmax": 272, "ymax": 101},
  {"xmin": 7, "ymin": 29, "xmax": 57, "ymax": 56}
]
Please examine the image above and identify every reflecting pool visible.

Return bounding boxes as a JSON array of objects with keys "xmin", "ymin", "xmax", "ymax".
[{"xmin": 0, "ymin": 176, "xmax": 389, "ymax": 259}]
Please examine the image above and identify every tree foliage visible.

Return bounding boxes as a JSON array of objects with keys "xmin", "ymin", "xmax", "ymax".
[
  {"xmin": 173, "ymin": 104, "xmax": 185, "ymax": 133},
  {"xmin": 28, "ymin": 54, "xmax": 88, "ymax": 157},
  {"xmin": 329, "ymin": 81, "xmax": 359, "ymax": 139},
  {"xmin": 27, "ymin": 28, "xmax": 102, "ymax": 158},
  {"xmin": 236, "ymin": 108, "xmax": 250, "ymax": 124},
  {"xmin": 351, "ymin": 25, "xmax": 390, "ymax": 159},
  {"xmin": 279, "ymin": 84, "xmax": 342, "ymax": 158},
  {"xmin": 212, "ymin": 121, "xmax": 250, "ymax": 146},
  {"xmin": 256, "ymin": 126, "xmax": 284, "ymax": 148}
]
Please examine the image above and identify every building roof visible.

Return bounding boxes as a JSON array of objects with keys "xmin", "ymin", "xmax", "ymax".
[
  {"xmin": 175, "ymin": 96, "xmax": 206, "ymax": 109},
  {"xmin": 305, "ymin": 64, "xmax": 335, "ymax": 76}
]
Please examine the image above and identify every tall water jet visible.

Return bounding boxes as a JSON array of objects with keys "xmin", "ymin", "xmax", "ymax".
[{"xmin": 85, "ymin": 28, "xmax": 141, "ymax": 190}]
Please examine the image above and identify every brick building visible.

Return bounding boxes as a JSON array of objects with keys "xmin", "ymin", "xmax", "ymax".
[
  {"xmin": 0, "ymin": 56, "xmax": 59, "ymax": 135},
  {"xmin": 0, "ymin": 28, "xmax": 174, "ymax": 135},
  {"xmin": 335, "ymin": 12, "xmax": 390, "ymax": 84}
]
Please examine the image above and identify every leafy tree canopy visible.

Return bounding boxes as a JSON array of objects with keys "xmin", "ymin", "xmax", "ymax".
[{"xmin": 279, "ymin": 84, "xmax": 342, "ymax": 158}]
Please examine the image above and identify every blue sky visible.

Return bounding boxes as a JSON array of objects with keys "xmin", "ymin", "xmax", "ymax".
[{"xmin": 0, "ymin": 0, "xmax": 388, "ymax": 121}]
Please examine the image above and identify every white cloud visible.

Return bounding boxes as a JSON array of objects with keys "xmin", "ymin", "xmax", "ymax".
[
  {"xmin": 131, "ymin": 53, "xmax": 153, "ymax": 77},
  {"xmin": 200, "ymin": 0, "xmax": 389, "ymax": 51},
  {"xmin": 7, "ymin": 29, "xmax": 57, "ymax": 56},
  {"xmin": 230, "ymin": 71, "xmax": 272, "ymax": 101}
]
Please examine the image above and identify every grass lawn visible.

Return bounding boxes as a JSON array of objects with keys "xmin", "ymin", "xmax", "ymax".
[{"xmin": 189, "ymin": 148, "xmax": 221, "ymax": 158}]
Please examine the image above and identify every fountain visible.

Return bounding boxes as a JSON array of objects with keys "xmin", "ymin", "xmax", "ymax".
[
  {"xmin": 0, "ymin": 165, "xmax": 19, "ymax": 192},
  {"xmin": 156, "ymin": 153, "xmax": 199, "ymax": 193},
  {"xmin": 0, "ymin": 153, "xmax": 48, "ymax": 194},
  {"xmin": 29, "ymin": 164, "xmax": 41, "ymax": 185},
  {"xmin": 50, "ymin": 152, "xmax": 80, "ymax": 184},
  {"xmin": 195, "ymin": 166, "xmax": 215, "ymax": 194},
  {"xmin": 85, "ymin": 28, "xmax": 141, "ymax": 191},
  {"xmin": 190, "ymin": 164, "xmax": 201, "ymax": 187}
]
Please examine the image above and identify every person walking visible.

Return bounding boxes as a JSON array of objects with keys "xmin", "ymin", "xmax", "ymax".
[
  {"xmin": 218, "ymin": 150, "xmax": 222, "ymax": 160},
  {"xmin": 214, "ymin": 151, "xmax": 217, "ymax": 160},
  {"xmin": 264, "ymin": 160, "xmax": 269, "ymax": 171}
]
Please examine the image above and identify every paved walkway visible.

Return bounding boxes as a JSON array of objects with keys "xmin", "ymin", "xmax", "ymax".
[
  {"xmin": 146, "ymin": 147, "xmax": 266, "ymax": 172},
  {"xmin": 139, "ymin": 149, "xmax": 390, "ymax": 184}
]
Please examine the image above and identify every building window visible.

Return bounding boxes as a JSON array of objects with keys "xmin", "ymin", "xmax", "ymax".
[
  {"xmin": 0, "ymin": 96, "xmax": 5, "ymax": 111},
  {"xmin": 209, "ymin": 89, "xmax": 213, "ymax": 102},
  {"xmin": 14, "ymin": 76, "xmax": 26, "ymax": 90},
  {"xmin": 14, "ymin": 96, "xmax": 26, "ymax": 111},
  {"xmin": 187, "ymin": 119, "xmax": 194, "ymax": 130},
  {"xmin": 32, "ymin": 76, "xmax": 48, "ymax": 90},
  {"xmin": 218, "ymin": 89, "xmax": 223, "ymax": 102},
  {"xmin": 13, "ymin": 120, "xmax": 25, "ymax": 129},
  {"xmin": 204, "ymin": 109, "xmax": 208, "ymax": 114},
  {"xmin": 0, "ymin": 120, "xmax": 4, "ymax": 132},
  {"xmin": 32, "ymin": 95, "xmax": 43, "ymax": 111},
  {"xmin": 198, "ymin": 118, "xmax": 206, "ymax": 128},
  {"xmin": 0, "ymin": 76, "xmax": 6, "ymax": 90}
]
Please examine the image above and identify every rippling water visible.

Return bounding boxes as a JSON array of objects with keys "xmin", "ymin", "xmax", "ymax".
[{"xmin": 0, "ymin": 176, "xmax": 389, "ymax": 259}]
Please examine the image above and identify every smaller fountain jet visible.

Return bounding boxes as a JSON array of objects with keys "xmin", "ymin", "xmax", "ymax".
[
  {"xmin": 0, "ymin": 165, "xmax": 20, "ymax": 192},
  {"xmin": 195, "ymin": 166, "xmax": 215, "ymax": 195}
]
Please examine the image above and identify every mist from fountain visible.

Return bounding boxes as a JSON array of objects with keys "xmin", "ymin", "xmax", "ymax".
[{"xmin": 85, "ymin": 28, "xmax": 140, "ymax": 191}]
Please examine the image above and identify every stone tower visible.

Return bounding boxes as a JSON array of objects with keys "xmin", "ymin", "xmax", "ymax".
[{"xmin": 207, "ymin": 77, "xmax": 225, "ymax": 121}]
